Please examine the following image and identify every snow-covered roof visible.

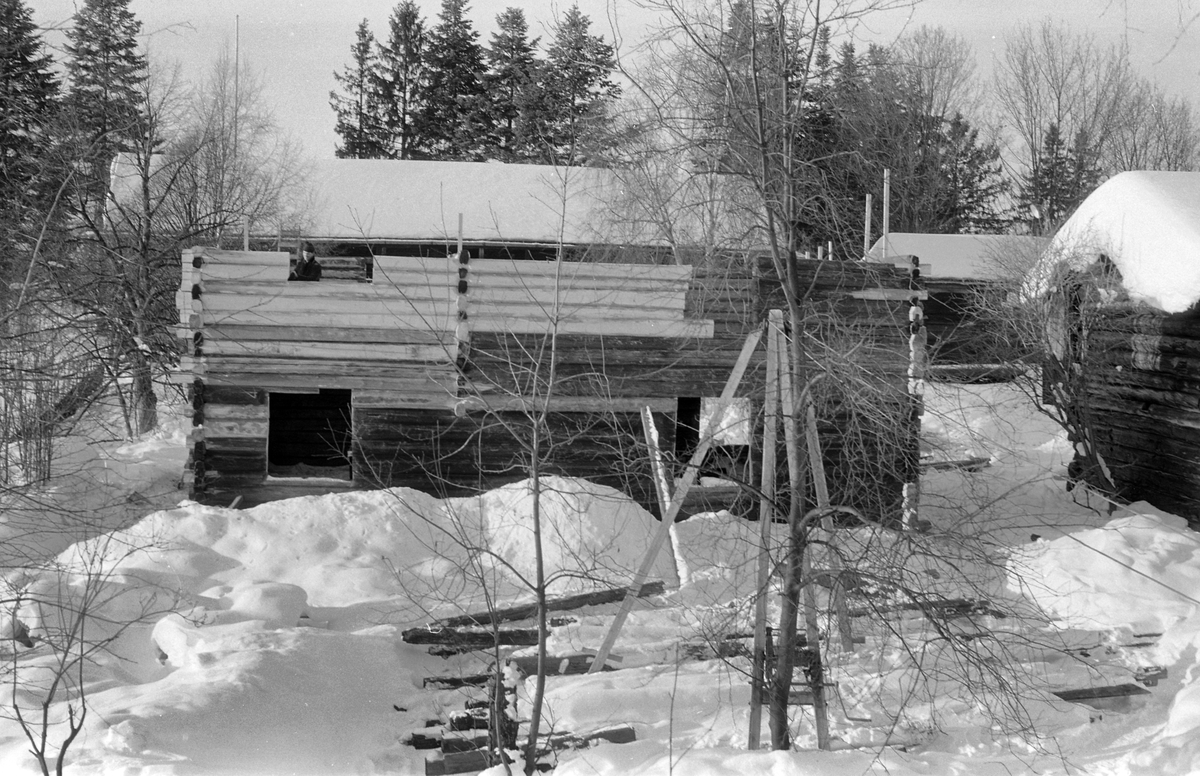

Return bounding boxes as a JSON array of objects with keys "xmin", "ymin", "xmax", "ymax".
[
  {"xmin": 1043, "ymin": 171, "xmax": 1200, "ymax": 313},
  {"xmin": 866, "ymin": 233, "xmax": 1048, "ymax": 280},
  {"xmin": 107, "ymin": 155, "xmax": 660, "ymax": 246},
  {"xmin": 299, "ymin": 159, "xmax": 650, "ymax": 246}
]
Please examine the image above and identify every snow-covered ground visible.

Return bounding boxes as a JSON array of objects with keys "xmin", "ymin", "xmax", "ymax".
[{"xmin": 2, "ymin": 382, "xmax": 1199, "ymax": 775}]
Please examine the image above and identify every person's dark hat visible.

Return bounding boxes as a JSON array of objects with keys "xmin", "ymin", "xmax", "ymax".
[{"xmin": 303, "ymin": 242, "xmax": 315, "ymax": 253}]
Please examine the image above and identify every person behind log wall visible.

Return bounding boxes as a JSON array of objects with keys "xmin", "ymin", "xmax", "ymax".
[{"xmin": 289, "ymin": 242, "xmax": 322, "ymax": 281}]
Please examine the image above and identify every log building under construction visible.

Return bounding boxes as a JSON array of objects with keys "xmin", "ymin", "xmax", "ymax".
[{"xmin": 174, "ymin": 160, "xmax": 924, "ymax": 519}]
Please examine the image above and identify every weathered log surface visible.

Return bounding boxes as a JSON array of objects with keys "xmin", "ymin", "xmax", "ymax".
[
  {"xmin": 402, "ymin": 628, "xmax": 540, "ymax": 647},
  {"xmin": 434, "ymin": 581, "xmax": 667, "ymax": 628}
]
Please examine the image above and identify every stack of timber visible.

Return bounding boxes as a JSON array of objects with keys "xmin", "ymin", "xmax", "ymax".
[{"xmin": 1078, "ymin": 305, "xmax": 1200, "ymax": 523}]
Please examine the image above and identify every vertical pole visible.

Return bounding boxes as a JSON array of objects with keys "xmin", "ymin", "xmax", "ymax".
[
  {"xmin": 882, "ymin": 170, "xmax": 891, "ymax": 261},
  {"xmin": 903, "ymin": 255, "xmax": 926, "ymax": 529},
  {"xmin": 748, "ymin": 310, "xmax": 782, "ymax": 749},
  {"xmin": 863, "ymin": 194, "xmax": 872, "ymax": 259},
  {"xmin": 242, "ymin": 217, "xmax": 249, "ymax": 251},
  {"xmin": 455, "ymin": 214, "xmax": 470, "ymax": 359}
]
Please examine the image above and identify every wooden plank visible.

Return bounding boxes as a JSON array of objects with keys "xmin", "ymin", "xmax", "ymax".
[
  {"xmin": 453, "ymin": 396, "xmax": 676, "ymax": 414},
  {"xmin": 848, "ymin": 288, "xmax": 928, "ymax": 301},
  {"xmin": 204, "ymin": 373, "xmax": 457, "ymax": 395},
  {"xmin": 203, "ymin": 339, "xmax": 456, "ymax": 363},
  {"xmin": 204, "ymin": 386, "xmax": 268, "ymax": 405},
  {"xmin": 202, "ymin": 436, "xmax": 266, "ymax": 453},
  {"xmin": 1052, "ymin": 684, "xmax": 1151, "ymax": 701},
  {"xmin": 202, "ymin": 261, "xmax": 290, "ymax": 282},
  {"xmin": 468, "ymin": 317, "xmax": 713, "ymax": 338},
  {"xmin": 204, "ymin": 280, "xmax": 456, "ymax": 305},
  {"xmin": 353, "ymin": 390, "xmax": 459, "ymax": 409},
  {"xmin": 473, "ymin": 274, "xmax": 690, "ymax": 293},
  {"xmin": 401, "ymin": 627, "xmax": 539, "ymax": 647},
  {"xmin": 372, "ymin": 255, "xmax": 459, "ymax": 276},
  {"xmin": 468, "ymin": 302, "xmax": 689, "ymax": 323},
  {"xmin": 199, "ymin": 357, "xmax": 457, "ymax": 379},
  {"xmin": 471, "ymin": 259, "xmax": 693, "ymax": 282},
  {"xmin": 468, "ymin": 288, "xmax": 687, "ymax": 310},
  {"xmin": 197, "ymin": 248, "xmax": 291, "ymax": 265},
  {"xmin": 434, "ymin": 581, "xmax": 666, "ymax": 628},
  {"xmin": 199, "ymin": 293, "xmax": 455, "ymax": 319},
  {"xmin": 204, "ymin": 404, "xmax": 270, "ymax": 420},
  {"xmin": 202, "ymin": 309, "xmax": 454, "ymax": 331},
  {"xmin": 202, "ymin": 419, "xmax": 269, "ymax": 439},
  {"xmin": 205, "ymin": 325, "xmax": 454, "ymax": 345}
]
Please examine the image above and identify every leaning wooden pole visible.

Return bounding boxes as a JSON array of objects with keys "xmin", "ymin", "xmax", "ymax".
[
  {"xmin": 588, "ymin": 327, "xmax": 764, "ymax": 673},
  {"xmin": 803, "ymin": 399, "xmax": 854, "ymax": 652},
  {"xmin": 748, "ymin": 310, "xmax": 782, "ymax": 749}
]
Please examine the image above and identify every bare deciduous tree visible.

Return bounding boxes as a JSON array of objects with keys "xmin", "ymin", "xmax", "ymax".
[{"xmin": 994, "ymin": 20, "xmax": 1134, "ymax": 179}]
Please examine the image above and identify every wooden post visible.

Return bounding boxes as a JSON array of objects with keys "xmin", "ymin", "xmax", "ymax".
[
  {"xmin": 882, "ymin": 170, "xmax": 891, "ymax": 260},
  {"xmin": 904, "ymin": 254, "xmax": 926, "ymax": 529},
  {"xmin": 748, "ymin": 311, "xmax": 782, "ymax": 749},
  {"xmin": 863, "ymin": 194, "xmax": 872, "ymax": 259},
  {"xmin": 776, "ymin": 329, "xmax": 829, "ymax": 750},
  {"xmin": 588, "ymin": 326, "xmax": 764, "ymax": 674}
]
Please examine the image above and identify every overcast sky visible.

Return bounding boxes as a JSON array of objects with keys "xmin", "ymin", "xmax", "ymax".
[{"xmin": 30, "ymin": 0, "xmax": 1200, "ymax": 159}]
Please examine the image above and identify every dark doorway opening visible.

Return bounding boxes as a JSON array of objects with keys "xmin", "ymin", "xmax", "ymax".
[
  {"xmin": 675, "ymin": 396, "xmax": 750, "ymax": 482},
  {"xmin": 268, "ymin": 390, "xmax": 353, "ymax": 480}
]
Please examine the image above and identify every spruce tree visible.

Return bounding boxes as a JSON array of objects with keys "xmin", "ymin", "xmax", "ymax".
[
  {"xmin": 0, "ymin": 0, "xmax": 61, "ymax": 307},
  {"xmin": 1020, "ymin": 123, "xmax": 1076, "ymax": 233},
  {"xmin": 424, "ymin": 0, "xmax": 487, "ymax": 159},
  {"xmin": 331, "ymin": 20, "xmax": 389, "ymax": 158},
  {"xmin": 938, "ymin": 114, "xmax": 1010, "ymax": 233},
  {"xmin": 484, "ymin": 8, "xmax": 539, "ymax": 161},
  {"xmin": 0, "ymin": 0, "xmax": 59, "ymax": 192},
  {"xmin": 65, "ymin": 0, "xmax": 147, "ymax": 175},
  {"xmin": 536, "ymin": 4, "xmax": 619, "ymax": 165},
  {"xmin": 375, "ymin": 1, "xmax": 429, "ymax": 159}
]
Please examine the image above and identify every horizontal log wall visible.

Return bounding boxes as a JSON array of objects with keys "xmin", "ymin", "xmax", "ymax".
[
  {"xmin": 923, "ymin": 281, "xmax": 999, "ymax": 365},
  {"xmin": 1080, "ymin": 305, "xmax": 1200, "ymax": 522},
  {"xmin": 180, "ymin": 249, "xmax": 460, "ymax": 397},
  {"xmin": 179, "ymin": 248, "xmax": 918, "ymax": 520},
  {"xmin": 466, "ymin": 259, "xmax": 712, "ymax": 338},
  {"xmin": 189, "ymin": 384, "xmax": 270, "ymax": 504},
  {"xmin": 353, "ymin": 407, "xmax": 669, "ymax": 508}
]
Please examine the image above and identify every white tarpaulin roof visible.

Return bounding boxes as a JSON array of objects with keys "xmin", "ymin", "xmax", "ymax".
[
  {"xmin": 298, "ymin": 159, "xmax": 647, "ymax": 245},
  {"xmin": 867, "ymin": 233, "xmax": 1048, "ymax": 280},
  {"xmin": 1045, "ymin": 171, "xmax": 1200, "ymax": 313}
]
